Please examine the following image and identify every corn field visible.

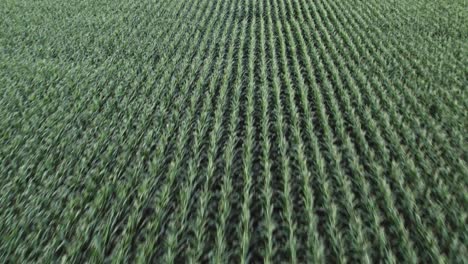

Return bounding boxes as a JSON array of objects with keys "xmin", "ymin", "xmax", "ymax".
[{"xmin": 0, "ymin": 0, "xmax": 467, "ymax": 262}]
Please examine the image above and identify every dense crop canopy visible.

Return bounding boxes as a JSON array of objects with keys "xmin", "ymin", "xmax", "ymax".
[{"xmin": 0, "ymin": 0, "xmax": 466, "ymax": 262}]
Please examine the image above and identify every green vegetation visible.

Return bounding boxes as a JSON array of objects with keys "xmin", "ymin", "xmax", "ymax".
[{"xmin": 1, "ymin": 0, "xmax": 466, "ymax": 262}]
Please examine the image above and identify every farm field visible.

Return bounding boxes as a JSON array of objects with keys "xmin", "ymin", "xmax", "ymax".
[{"xmin": 0, "ymin": 0, "xmax": 467, "ymax": 262}]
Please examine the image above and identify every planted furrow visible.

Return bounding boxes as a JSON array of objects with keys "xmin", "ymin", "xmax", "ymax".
[
  {"xmin": 304, "ymin": 0, "xmax": 458, "ymax": 260},
  {"xmin": 300, "ymin": 1, "xmax": 422, "ymax": 261},
  {"xmin": 363, "ymin": 0, "xmax": 466, "ymax": 117},
  {"xmin": 162, "ymin": 3, "xmax": 240, "ymax": 263},
  {"xmin": 211, "ymin": 18, "xmax": 245, "ymax": 263},
  {"xmin": 339, "ymin": 0, "xmax": 467, "ymax": 172},
  {"xmin": 212, "ymin": 13, "xmax": 249, "ymax": 264},
  {"xmin": 1, "ymin": 0, "xmax": 466, "ymax": 262},
  {"xmin": 238, "ymin": 0, "xmax": 257, "ymax": 262},
  {"xmin": 0, "ymin": 0, "xmax": 206, "ymax": 256},
  {"xmin": 283, "ymin": 1, "xmax": 365, "ymax": 262},
  {"xmin": 56, "ymin": 0, "xmax": 226, "ymax": 260},
  {"xmin": 290, "ymin": 13, "xmax": 395, "ymax": 260},
  {"xmin": 334, "ymin": 0, "xmax": 467, "ymax": 195},
  {"xmin": 284, "ymin": 2, "xmax": 376, "ymax": 263},
  {"xmin": 132, "ymin": 0, "xmax": 239, "ymax": 261},
  {"xmin": 0, "ymin": 0, "xmax": 188, "ymax": 257},
  {"xmin": 1, "ymin": 0, "xmax": 183, "ymax": 186},
  {"xmin": 257, "ymin": 1, "xmax": 275, "ymax": 261},
  {"xmin": 274, "ymin": 1, "xmax": 332, "ymax": 263},
  {"xmin": 319, "ymin": 0, "xmax": 465, "ymax": 254},
  {"xmin": 267, "ymin": 0, "xmax": 301, "ymax": 262},
  {"xmin": 67, "ymin": 0, "xmax": 227, "ymax": 261}
]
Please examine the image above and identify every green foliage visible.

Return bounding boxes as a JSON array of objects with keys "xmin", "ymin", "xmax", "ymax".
[{"xmin": 0, "ymin": 0, "xmax": 466, "ymax": 262}]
